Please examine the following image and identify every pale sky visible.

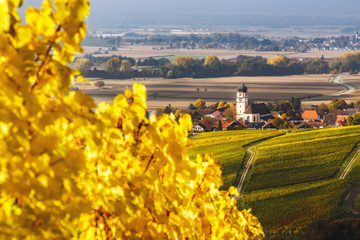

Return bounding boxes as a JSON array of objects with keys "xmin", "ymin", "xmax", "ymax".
[{"xmin": 88, "ymin": 0, "xmax": 359, "ymax": 16}]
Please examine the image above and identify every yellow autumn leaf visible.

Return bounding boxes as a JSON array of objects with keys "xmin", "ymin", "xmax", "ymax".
[{"xmin": 0, "ymin": 0, "xmax": 10, "ymax": 32}]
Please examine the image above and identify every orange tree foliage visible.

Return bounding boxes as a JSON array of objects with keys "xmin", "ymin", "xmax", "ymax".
[
  {"xmin": 0, "ymin": 0, "xmax": 264, "ymax": 239},
  {"xmin": 266, "ymin": 56, "xmax": 290, "ymax": 68}
]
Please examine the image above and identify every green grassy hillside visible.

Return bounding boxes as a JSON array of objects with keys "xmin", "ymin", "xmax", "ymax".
[
  {"xmin": 243, "ymin": 126, "xmax": 360, "ymax": 233},
  {"xmin": 189, "ymin": 126, "xmax": 360, "ymax": 235},
  {"xmin": 188, "ymin": 130, "xmax": 282, "ymax": 190}
]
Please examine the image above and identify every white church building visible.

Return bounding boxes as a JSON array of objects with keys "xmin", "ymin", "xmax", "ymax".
[{"xmin": 236, "ymin": 83, "xmax": 273, "ymax": 123}]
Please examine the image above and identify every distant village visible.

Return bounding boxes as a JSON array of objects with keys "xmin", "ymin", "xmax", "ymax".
[
  {"xmin": 87, "ymin": 30, "xmax": 360, "ymax": 52},
  {"xmin": 155, "ymin": 83, "xmax": 360, "ymax": 133},
  {"xmin": 189, "ymin": 107, "xmax": 360, "ymax": 133}
]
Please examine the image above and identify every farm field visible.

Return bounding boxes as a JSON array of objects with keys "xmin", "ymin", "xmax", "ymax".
[
  {"xmin": 242, "ymin": 126, "xmax": 360, "ymax": 233},
  {"xmin": 81, "ymin": 44, "xmax": 352, "ymax": 61},
  {"xmin": 187, "ymin": 130, "xmax": 282, "ymax": 190},
  {"xmin": 75, "ymin": 74, "xmax": 342, "ymax": 110}
]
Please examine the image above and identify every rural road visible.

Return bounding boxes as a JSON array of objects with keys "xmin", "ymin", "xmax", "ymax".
[
  {"xmin": 236, "ymin": 146, "xmax": 256, "ymax": 198},
  {"xmin": 302, "ymin": 74, "xmax": 356, "ymax": 101},
  {"xmin": 345, "ymin": 185, "xmax": 360, "ymax": 214},
  {"xmin": 328, "ymin": 74, "xmax": 356, "ymax": 97},
  {"xmin": 339, "ymin": 147, "xmax": 360, "ymax": 214},
  {"xmin": 339, "ymin": 149, "xmax": 360, "ymax": 179}
]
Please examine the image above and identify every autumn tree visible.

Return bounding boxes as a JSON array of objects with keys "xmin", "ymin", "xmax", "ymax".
[
  {"xmin": 75, "ymin": 58, "xmax": 92, "ymax": 74},
  {"xmin": 204, "ymin": 55, "xmax": 220, "ymax": 66},
  {"xmin": 341, "ymin": 52, "xmax": 360, "ymax": 72},
  {"xmin": 223, "ymin": 104, "xmax": 236, "ymax": 120},
  {"xmin": 348, "ymin": 112, "xmax": 360, "ymax": 125},
  {"xmin": 318, "ymin": 102, "xmax": 329, "ymax": 116},
  {"xmin": 272, "ymin": 117, "xmax": 288, "ymax": 129},
  {"xmin": 328, "ymin": 99, "xmax": 348, "ymax": 111},
  {"xmin": 267, "ymin": 56, "xmax": 290, "ymax": 68},
  {"xmin": 106, "ymin": 57, "xmax": 121, "ymax": 73},
  {"xmin": 329, "ymin": 57, "xmax": 342, "ymax": 71},
  {"xmin": 0, "ymin": 1, "xmax": 264, "ymax": 239},
  {"xmin": 217, "ymin": 101, "xmax": 225, "ymax": 109},
  {"xmin": 175, "ymin": 56, "xmax": 194, "ymax": 69},
  {"xmin": 194, "ymin": 98, "xmax": 206, "ymax": 109},
  {"xmin": 305, "ymin": 58, "xmax": 329, "ymax": 74},
  {"xmin": 121, "ymin": 59, "xmax": 132, "ymax": 72}
]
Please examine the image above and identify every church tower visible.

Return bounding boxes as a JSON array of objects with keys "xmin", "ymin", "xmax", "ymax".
[{"xmin": 236, "ymin": 83, "xmax": 248, "ymax": 120}]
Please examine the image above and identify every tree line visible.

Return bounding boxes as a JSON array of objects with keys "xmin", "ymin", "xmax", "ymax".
[{"xmin": 75, "ymin": 52, "xmax": 360, "ymax": 79}]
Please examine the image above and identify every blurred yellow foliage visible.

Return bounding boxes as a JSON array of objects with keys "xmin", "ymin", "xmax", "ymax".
[{"xmin": 0, "ymin": 0, "xmax": 264, "ymax": 239}]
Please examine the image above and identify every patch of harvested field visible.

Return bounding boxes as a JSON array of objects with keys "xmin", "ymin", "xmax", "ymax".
[{"xmin": 74, "ymin": 75, "xmax": 344, "ymax": 110}]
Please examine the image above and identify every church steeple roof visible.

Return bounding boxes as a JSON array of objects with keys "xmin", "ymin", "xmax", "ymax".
[{"xmin": 237, "ymin": 83, "xmax": 247, "ymax": 93}]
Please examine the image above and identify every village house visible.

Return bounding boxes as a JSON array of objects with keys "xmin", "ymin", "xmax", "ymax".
[
  {"xmin": 221, "ymin": 120, "xmax": 242, "ymax": 131},
  {"xmin": 204, "ymin": 107, "xmax": 228, "ymax": 119},
  {"xmin": 301, "ymin": 110, "xmax": 321, "ymax": 122},
  {"xmin": 336, "ymin": 115, "xmax": 349, "ymax": 126},
  {"xmin": 192, "ymin": 123, "xmax": 206, "ymax": 133}
]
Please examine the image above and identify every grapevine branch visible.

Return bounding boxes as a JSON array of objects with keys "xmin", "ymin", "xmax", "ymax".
[{"xmin": 30, "ymin": 24, "xmax": 62, "ymax": 92}]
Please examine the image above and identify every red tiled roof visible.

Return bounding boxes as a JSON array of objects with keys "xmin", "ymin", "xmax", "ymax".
[
  {"xmin": 336, "ymin": 115, "xmax": 349, "ymax": 123},
  {"xmin": 215, "ymin": 114, "xmax": 225, "ymax": 121},
  {"xmin": 222, "ymin": 120, "xmax": 234, "ymax": 128},
  {"xmin": 301, "ymin": 110, "xmax": 318, "ymax": 120}
]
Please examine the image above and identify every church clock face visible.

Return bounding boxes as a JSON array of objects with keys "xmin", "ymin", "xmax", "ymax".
[{"xmin": 239, "ymin": 98, "xmax": 242, "ymax": 102}]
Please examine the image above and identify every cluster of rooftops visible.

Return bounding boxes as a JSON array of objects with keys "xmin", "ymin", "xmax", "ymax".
[
  {"xmin": 189, "ymin": 83, "xmax": 360, "ymax": 132},
  {"xmin": 190, "ymin": 108, "xmax": 360, "ymax": 132}
]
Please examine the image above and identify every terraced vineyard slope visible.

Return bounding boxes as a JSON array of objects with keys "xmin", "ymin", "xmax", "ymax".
[
  {"xmin": 188, "ymin": 130, "xmax": 282, "ymax": 190},
  {"xmin": 243, "ymin": 126, "xmax": 360, "ymax": 234}
]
